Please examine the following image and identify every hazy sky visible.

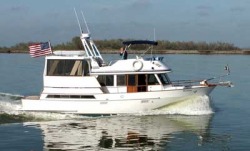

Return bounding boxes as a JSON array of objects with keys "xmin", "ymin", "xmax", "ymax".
[{"xmin": 1, "ymin": 0, "xmax": 250, "ymax": 48}]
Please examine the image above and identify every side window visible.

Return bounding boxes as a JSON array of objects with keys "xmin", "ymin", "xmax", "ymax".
[
  {"xmin": 138, "ymin": 74, "xmax": 146, "ymax": 85},
  {"xmin": 97, "ymin": 75, "xmax": 114, "ymax": 86},
  {"xmin": 106, "ymin": 75, "xmax": 114, "ymax": 86},
  {"xmin": 147, "ymin": 74, "xmax": 159, "ymax": 85},
  {"xmin": 82, "ymin": 60, "xmax": 89, "ymax": 76},
  {"xmin": 97, "ymin": 75, "xmax": 105, "ymax": 86},
  {"xmin": 117, "ymin": 75, "xmax": 126, "ymax": 86}
]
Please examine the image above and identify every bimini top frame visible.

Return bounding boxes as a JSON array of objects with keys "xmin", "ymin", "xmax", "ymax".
[
  {"xmin": 122, "ymin": 40, "xmax": 158, "ymax": 46},
  {"xmin": 122, "ymin": 40, "xmax": 158, "ymax": 59}
]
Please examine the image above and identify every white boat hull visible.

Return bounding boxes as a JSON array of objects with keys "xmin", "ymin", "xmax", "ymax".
[{"xmin": 21, "ymin": 86, "xmax": 215, "ymax": 114}]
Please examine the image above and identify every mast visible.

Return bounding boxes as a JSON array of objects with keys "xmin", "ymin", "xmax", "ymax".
[
  {"xmin": 74, "ymin": 8, "xmax": 83, "ymax": 34},
  {"xmin": 81, "ymin": 11, "xmax": 90, "ymax": 33},
  {"xmin": 74, "ymin": 9, "xmax": 105, "ymax": 66}
]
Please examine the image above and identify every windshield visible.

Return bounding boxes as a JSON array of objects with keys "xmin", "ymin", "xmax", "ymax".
[
  {"xmin": 157, "ymin": 73, "xmax": 171, "ymax": 85},
  {"xmin": 47, "ymin": 59, "xmax": 89, "ymax": 76}
]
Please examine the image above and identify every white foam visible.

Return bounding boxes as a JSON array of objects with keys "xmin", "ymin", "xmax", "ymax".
[
  {"xmin": 0, "ymin": 101, "xmax": 82, "ymax": 121},
  {"xmin": 0, "ymin": 92, "xmax": 23, "ymax": 101},
  {"xmin": 0, "ymin": 92, "xmax": 82, "ymax": 121},
  {"xmin": 0, "ymin": 93, "xmax": 22, "ymax": 114},
  {"xmin": 20, "ymin": 111, "xmax": 83, "ymax": 121}
]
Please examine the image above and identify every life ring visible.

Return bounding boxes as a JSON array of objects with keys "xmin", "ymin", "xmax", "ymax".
[{"xmin": 133, "ymin": 60, "xmax": 143, "ymax": 71}]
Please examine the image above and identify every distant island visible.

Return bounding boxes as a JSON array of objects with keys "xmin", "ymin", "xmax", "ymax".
[{"xmin": 1, "ymin": 36, "xmax": 250, "ymax": 54}]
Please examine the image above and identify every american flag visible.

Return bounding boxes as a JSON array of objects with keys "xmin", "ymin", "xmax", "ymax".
[{"xmin": 29, "ymin": 42, "xmax": 52, "ymax": 58}]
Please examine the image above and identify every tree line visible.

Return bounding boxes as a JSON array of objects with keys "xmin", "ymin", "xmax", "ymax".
[{"xmin": 0, "ymin": 36, "xmax": 241, "ymax": 53}]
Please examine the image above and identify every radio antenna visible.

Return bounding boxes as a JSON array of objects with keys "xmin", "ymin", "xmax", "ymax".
[
  {"xmin": 81, "ymin": 10, "xmax": 90, "ymax": 33},
  {"xmin": 74, "ymin": 8, "xmax": 83, "ymax": 34},
  {"xmin": 154, "ymin": 28, "xmax": 156, "ymax": 41}
]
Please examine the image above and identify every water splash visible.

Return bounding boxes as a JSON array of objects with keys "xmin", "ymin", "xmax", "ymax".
[
  {"xmin": 0, "ymin": 92, "xmax": 23, "ymax": 100},
  {"xmin": 0, "ymin": 92, "xmax": 82, "ymax": 123},
  {"xmin": 0, "ymin": 92, "xmax": 22, "ymax": 114}
]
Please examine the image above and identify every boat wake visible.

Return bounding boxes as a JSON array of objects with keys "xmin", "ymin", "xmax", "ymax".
[
  {"xmin": 0, "ymin": 93, "xmax": 81, "ymax": 124},
  {"xmin": 0, "ymin": 93, "xmax": 213, "ymax": 124},
  {"xmin": 0, "ymin": 92, "xmax": 22, "ymax": 114}
]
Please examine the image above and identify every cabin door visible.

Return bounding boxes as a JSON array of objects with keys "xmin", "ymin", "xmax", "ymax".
[{"xmin": 127, "ymin": 74, "xmax": 147, "ymax": 93}]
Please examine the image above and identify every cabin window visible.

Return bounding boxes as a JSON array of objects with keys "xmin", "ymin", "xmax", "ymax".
[
  {"xmin": 117, "ymin": 75, "xmax": 126, "ymax": 86},
  {"xmin": 128, "ymin": 75, "xmax": 136, "ymax": 86},
  {"xmin": 138, "ymin": 74, "xmax": 146, "ymax": 85},
  {"xmin": 147, "ymin": 74, "xmax": 159, "ymax": 85},
  {"xmin": 138, "ymin": 74, "xmax": 147, "ymax": 92},
  {"xmin": 97, "ymin": 75, "xmax": 114, "ymax": 86},
  {"xmin": 158, "ymin": 73, "xmax": 171, "ymax": 85},
  {"xmin": 126, "ymin": 74, "xmax": 147, "ymax": 92},
  {"xmin": 47, "ymin": 59, "xmax": 89, "ymax": 76},
  {"xmin": 46, "ymin": 95, "xmax": 95, "ymax": 99}
]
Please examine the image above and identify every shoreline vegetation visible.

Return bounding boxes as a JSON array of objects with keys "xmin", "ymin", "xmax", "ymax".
[{"xmin": 1, "ymin": 37, "xmax": 250, "ymax": 54}]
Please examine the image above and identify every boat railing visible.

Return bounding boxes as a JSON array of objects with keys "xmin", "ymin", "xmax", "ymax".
[
  {"xmin": 172, "ymin": 78, "xmax": 233, "ymax": 87},
  {"xmin": 171, "ymin": 80, "xmax": 201, "ymax": 87},
  {"xmin": 144, "ymin": 56, "xmax": 164, "ymax": 61}
]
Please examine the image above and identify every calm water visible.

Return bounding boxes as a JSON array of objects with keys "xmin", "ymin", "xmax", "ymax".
[{"xmin": 0, "ymin": 53, "xmax": 249, "ymax": 150}]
